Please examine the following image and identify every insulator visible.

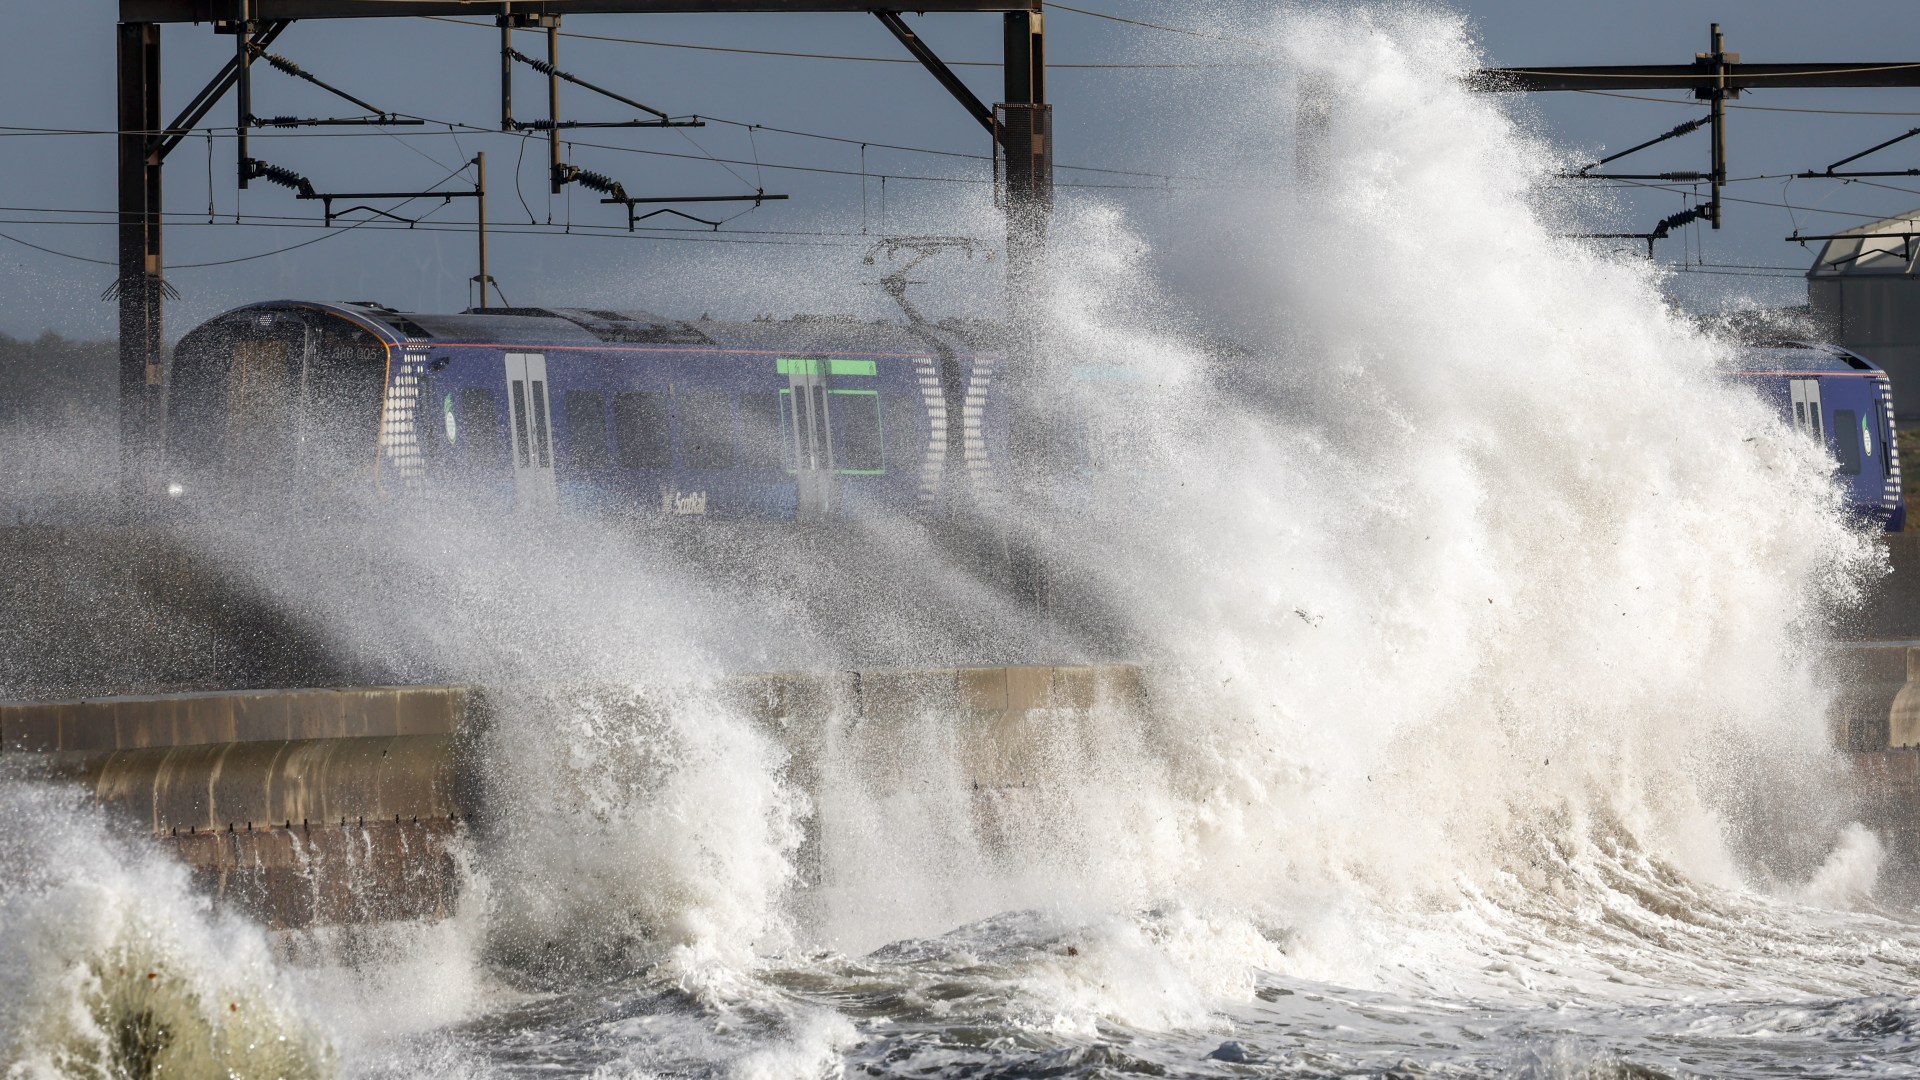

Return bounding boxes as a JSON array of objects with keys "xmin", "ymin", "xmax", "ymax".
[
  {"xmin": 570, "ymin": 168, "xmax": 626, "ymax": 200},
  {"xmin": 248, "ymin": 160, "xmax": 315, "ymax": 198},
  {"xmin": 261, "ymin": 51, "xmax": 304, "ymax": 77}
]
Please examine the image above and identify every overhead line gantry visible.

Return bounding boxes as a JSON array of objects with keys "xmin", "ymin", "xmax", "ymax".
[
  {"xmin": 1473, "ymin": 25, "xmax": 1920, "ymax": 253},
  {"xmin": 113, "ymin": 0, "xmax": 1050, "ymax": 498}
]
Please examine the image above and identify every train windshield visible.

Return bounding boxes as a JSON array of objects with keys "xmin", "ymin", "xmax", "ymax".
[{"xmin": 167, "ymin": 310, "xmax": 389, "ymax": 495}]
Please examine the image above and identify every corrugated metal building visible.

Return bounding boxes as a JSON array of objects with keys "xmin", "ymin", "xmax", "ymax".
[{"xmin": 1809, "ymin": 209, "xmax": 1920, "ymax": 416}]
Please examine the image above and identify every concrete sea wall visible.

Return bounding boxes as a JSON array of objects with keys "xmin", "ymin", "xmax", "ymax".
[{"xmin": 0, "ymin": 666, "xmax": 1145, "ymax": 929}]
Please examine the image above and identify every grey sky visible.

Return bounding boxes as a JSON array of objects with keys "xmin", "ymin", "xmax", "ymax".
[{"xmin": 3, "ymin": 1, "xmax": 1920, "ymax": 339}]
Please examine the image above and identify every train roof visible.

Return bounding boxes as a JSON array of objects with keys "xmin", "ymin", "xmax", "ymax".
[
  {"xmin": 1727, "ymin": 343, "xmax": 1883, "ymax": 375},
  {"xmin": 192, "ymin": 300, "xmax": 1003, "ymax": 355}
]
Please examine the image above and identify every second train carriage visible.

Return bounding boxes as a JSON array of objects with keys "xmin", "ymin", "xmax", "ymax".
[
  {"xmin": 1729, "ymin": 342, "xmax": 1906, "ymax": 532},
  {"xmin": 166, "ymin": 300, "xmax": 1009, "ymax": 519}
]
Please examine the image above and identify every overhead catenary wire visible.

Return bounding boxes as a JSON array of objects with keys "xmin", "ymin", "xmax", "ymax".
[
  {"xmin": 435, "ymin": 14, "xmax": 1261, "ymax": 68},
  {"xmin": 0, "ymin": 215, "xmax": 897, "ymax": 251},
  {"xmin": 1571, "ymin": 89, "xmax": 1920, "ymax": 117},
  {"xmin": 1044, "ymin": 3, "xmax": 1265, "ymax": 45},
  {"xmin": 0, "ymin": 121, "xmax": 1201, "ymax": 182}
]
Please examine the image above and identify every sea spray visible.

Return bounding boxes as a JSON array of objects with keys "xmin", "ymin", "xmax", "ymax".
[
  {"xmin": 479, "ymin": 680, "xmax": 807, "ymax": 997},
  {"xmin": 0, "ymin": 780, "xmax": 331, "ymax": 1079}
]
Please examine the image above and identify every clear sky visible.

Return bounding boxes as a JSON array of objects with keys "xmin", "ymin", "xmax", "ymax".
[{"xmin": 4, "ymin": 1, "xmax": 1920, "ymax": 339}]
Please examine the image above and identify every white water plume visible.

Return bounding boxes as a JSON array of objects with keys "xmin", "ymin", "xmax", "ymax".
[
  {"xmin": 0, "ymin": 780, "xmax": 331, "ymax": 1078},
  {"xmin": 948, "ymin": 1, "xmax": 1892, "ymax": 998}
]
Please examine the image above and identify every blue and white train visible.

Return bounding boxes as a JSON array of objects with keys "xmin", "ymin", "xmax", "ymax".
[
  {"xmin": 165, "ymin": 303, "xmax": 1908, "ymax": 531},
  {"xmin": 166, "ymin": 301, "xmax": 1007, "ymax": 520},
  {"xmin": 1729, "ymin": 342, "xmax": 1905, "ymax": 531}
]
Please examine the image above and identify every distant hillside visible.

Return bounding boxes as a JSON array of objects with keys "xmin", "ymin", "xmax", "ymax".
[{"xmin": 0, "ymin": 332, "xmax": 116, "ymax": 426}]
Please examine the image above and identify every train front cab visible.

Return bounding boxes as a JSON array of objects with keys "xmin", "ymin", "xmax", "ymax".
[{"xmin": 164, "ymin": 303, "xmax": 397, "ymax": 502}]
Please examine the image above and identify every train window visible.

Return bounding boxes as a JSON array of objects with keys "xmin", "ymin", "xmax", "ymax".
[
  {"xmin": 1836, "ymin": 409, "xmax": 1863, "ymax": 475},
  {"xmin": 613, "ymin": 391, "xmax": 670, "ymax": 469},
  {"xmin": 885, "ymin": 391, "xmax": 924, "ymax": 471},
  {"xmin": 530, "ymin": 379, "xmax": 553, "ymax": 469},
  {"xmin": 679, "ymin": 389, "xmax": 737, "ymax": 469},
  {"xmin": 509, "ymin": 380, "xmax": 532, "ymax": 467},
  {"xmin": 831, "ymin": 390, "xmax": 883, "ymax": 473},
  {"xmin": 458, "ymin": 389, "xmax": 503, "ymax": 467},
  {"xmin": 740, "ymin": 391, "xmax": 786, "ymax": 469},
  {"xmin": 564, "ymin": 390, "xmax": 610, "ymax": 471}
]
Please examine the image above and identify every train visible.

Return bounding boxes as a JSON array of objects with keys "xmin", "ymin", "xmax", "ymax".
[
  {"xmin": 1728, "ymin": 342, "xmax": 1905, "ymax": 532},
  {"xmin": 164, "ymin": 302, "xmax": 1907, "ymax": 532},
  {"xmin": 166, "ymin": 300, "xmax": 1009, "ymax": 520}
]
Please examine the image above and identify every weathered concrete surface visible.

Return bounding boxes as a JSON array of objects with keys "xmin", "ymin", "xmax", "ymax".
[
  {"xmin": 1, "ymin": 666, "xmax": 1145, "ymax": 929},
  {"xmin": 69, "ymin": 733, "xmax": 468, "ymax": 836},
  {"xmin": 1891, "ymin": 652, "xmax": 1920, "ymax": 749},
  {"xmin": 2, "ymin": 685, "xmax": 477, "ymax": 753},
  {"xmin": 1833, "ymin": 644, "xmax": 1912, "ymax": 750},
  {"xmin": 173, "ymin": 819, "xmax": 461, "ymax": 929},
  {"xmin": 0, "ymin": 684, "xmax": 479, "ymax": 930}
]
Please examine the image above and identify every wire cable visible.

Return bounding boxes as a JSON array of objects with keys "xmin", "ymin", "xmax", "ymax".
[
  {"xmin": 447, "ymin": 15, "xmax": 1257, "ymax": 68},
  {"xmin": 0, "ymin": 231, "xmax": 114, "ymax": 266},
  {"xmin": 1570, "ymin": 89, "xmax": 1920, "ymax": 117},
  {"xmin": 0, "ymin": 121, "xmax": 1201, "ymax": 181},
  {"xmin": 1045, "ymin": 3, "xmax": 1263, "ymax": 45}
]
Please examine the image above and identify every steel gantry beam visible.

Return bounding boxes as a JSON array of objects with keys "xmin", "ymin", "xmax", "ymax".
[
  {"xmin": 122, "ymin": 1, "xmax": 1032, "ymax": 18},
  {"xmin": 1471, "ymin": 25, "xmax": 1920, "ymax": 253},
  {"xmin": 1468, "ymin": 61, "xmax": 1920, "ymax": 92}
]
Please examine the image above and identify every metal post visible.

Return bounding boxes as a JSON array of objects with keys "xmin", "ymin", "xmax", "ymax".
[
  {"xmin": 235, "ymin": 5, "xmax": 253, "ymax": 186},
  {"xmin": 117, "ymin": 20, "xmax": 164, "ymax": 499},
  {"xmin": 1000, "ymin": 6, "xmax": 1049, "ymax": 291},
  {"xmin": 1705, "ymin": 23, "xmax": 1729, "ymax": 227},
  {"xmin": 547, "ymin": 22, "xmax": 562, "ymax": 193},
  {"xmin": 498, "ymin": 13, "xmax": 514, "ymax": 129},
  {"xmin": 475, "ymin": 152, "xmax": 490, "ymax": 308},
  {"xmin": 1000, "ymin": 5, "xmax": 1052, "ymax": 605}
]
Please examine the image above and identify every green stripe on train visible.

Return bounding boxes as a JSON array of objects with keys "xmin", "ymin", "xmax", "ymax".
[{"xmin": 776, "ymin": 358, "xmax": 878, "ymax": 377}]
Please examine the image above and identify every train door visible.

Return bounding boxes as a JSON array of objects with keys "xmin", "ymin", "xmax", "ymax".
[
  {"xmin": 1789, "ymin": 377, "xmax": 1825, "ymax": 442},
  {"xmin": 784, "ymin": 361, "xmax": 835, "ymax": 518},
  {"xmin": 503, "ymin": 352, "xmax": 557, "ymax": 508},
  {"xmin": 227, "ymin": 339, "xmax": 295, "ymax": 480}
]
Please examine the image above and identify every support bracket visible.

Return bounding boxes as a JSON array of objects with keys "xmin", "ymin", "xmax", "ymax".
[{"xmin": 874, "ymin": 10, "xmax": 997, "ymax": 138}]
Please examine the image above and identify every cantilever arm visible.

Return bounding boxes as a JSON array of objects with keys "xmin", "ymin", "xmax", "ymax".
[{"xmin": 874, "ymin": 11, "xmax": 997, "ymax": 137}]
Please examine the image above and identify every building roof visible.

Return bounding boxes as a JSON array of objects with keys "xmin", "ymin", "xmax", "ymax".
[{"xmin": 1807, "ymin": 209, "xmax": 1920, "ymax": 278}]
